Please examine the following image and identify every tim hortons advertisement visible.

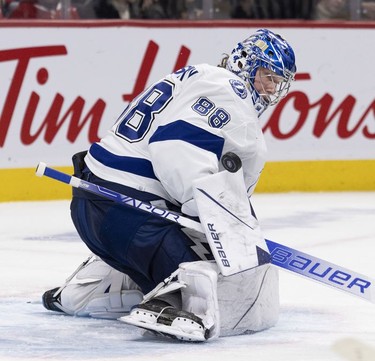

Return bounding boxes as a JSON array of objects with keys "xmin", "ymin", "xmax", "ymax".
[{"xmin": 0, "ymin": 24, "xmax": 374, "ymax": 169}]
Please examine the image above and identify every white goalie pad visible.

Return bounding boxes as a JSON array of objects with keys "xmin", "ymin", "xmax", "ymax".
[
  {"xmin": 58, "ymin": 257, "xmax": 143, "ymax": 319},
  {"xmin": 178, "ymin": 261, "xmax": 221, "ymax": 340},
  {"xmin": 217, "ymin": 264, "xmax": 279, "ymax": 336},
  {"xmin": 192, "ymin": 169, "xmax": 270, "ymax": 276},
  {"xmin": 120, "ymin": 260, "xmax": 279, "ymax": 341},
  {"xmin": 179, "ymin": 261, "xmax": 279, "ymax": 338}
]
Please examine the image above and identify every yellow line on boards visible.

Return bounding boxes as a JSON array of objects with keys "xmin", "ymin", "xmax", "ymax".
[
  {"xmin": 256, "ymin": 160, "xmax": 375, "ymax": 192},
  {"xmin": 0, "ymin": 166, "xmax": 74, "ymax": 202},
  {"xmin": 0, "ymin": 160, "xmax": 374, "ymax": 202}
]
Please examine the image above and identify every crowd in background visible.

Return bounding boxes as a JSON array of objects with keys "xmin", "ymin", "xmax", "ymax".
[{"xmin": 1, "ymin": 0, "xmax": 374, "ymax": 20}]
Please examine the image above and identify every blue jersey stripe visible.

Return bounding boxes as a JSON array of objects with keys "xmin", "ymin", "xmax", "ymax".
[
  {"xmin": 89, "ymin": 143, "xmax": 158, "ymax": 180},
  {"xmin": 149, "ymin": 120, "xmax": 224, "ymax": 160}
]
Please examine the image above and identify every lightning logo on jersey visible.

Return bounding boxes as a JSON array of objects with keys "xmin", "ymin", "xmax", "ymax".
[{"xmin": 229, "ymin": 79, "xmax": 248, "ymax": 99}]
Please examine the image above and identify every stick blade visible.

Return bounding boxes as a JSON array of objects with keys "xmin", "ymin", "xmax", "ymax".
[{"xmin": 266, "ymin": 239, "xmax": 375, "ymax": 303}]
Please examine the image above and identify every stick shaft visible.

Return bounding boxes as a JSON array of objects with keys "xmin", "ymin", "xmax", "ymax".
[{"xmin": 36, "ymin": 162, "xmax": 203, "ymax": 233}]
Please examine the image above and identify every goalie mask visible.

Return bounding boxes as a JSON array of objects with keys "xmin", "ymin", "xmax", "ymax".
[{"xmin": 224, "ymin": 29, "xmax": 296, "ymax": 115}]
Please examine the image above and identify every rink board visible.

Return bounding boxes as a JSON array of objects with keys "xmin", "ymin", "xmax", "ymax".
[{"xmin": 0, "ymin": 21, "xmax": 374, "ymax": 201}]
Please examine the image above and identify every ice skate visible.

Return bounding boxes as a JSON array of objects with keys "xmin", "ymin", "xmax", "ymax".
[
  {"xmin": 121, "ymin": 299, "xmax": 209, "ymax": 342},
  {"xmin": 42, "ymin": 287, "xmax": 65, "ymax": 313}
]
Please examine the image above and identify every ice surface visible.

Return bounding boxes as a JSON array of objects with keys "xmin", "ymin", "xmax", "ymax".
[{"xmin": 0, "ymin": 192, "xmax": 374, "ymax": 361}]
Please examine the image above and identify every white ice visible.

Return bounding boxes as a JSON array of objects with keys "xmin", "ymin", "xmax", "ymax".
[{"xmin": 0, "ymin": 192, "xmax": 374, "ymax": 361}]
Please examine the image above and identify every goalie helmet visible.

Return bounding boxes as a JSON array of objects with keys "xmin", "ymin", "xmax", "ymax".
[{"xmin": 224, "ymin": 29, "xmax": 296, "ymax": 115}]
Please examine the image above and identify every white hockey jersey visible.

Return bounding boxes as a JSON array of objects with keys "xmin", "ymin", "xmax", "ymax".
[{"xmin": 85, "ymin": 64, "xmax": 267, "ymax": 214}]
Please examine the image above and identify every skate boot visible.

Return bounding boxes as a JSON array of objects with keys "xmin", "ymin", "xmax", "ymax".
[{"xmin": 120, "ymin": 298, "xmax": 209, "ymax": 342}]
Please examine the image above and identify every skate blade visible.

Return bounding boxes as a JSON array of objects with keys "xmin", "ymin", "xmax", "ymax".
[{"xmin": 119, "ymin": 315, "xmax": 206, "ymax": 342}]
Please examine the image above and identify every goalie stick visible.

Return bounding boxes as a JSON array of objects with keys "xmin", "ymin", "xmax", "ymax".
[{"xmin": 35, "ymin": 161, "xmax": 374, "ymax": 304}]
